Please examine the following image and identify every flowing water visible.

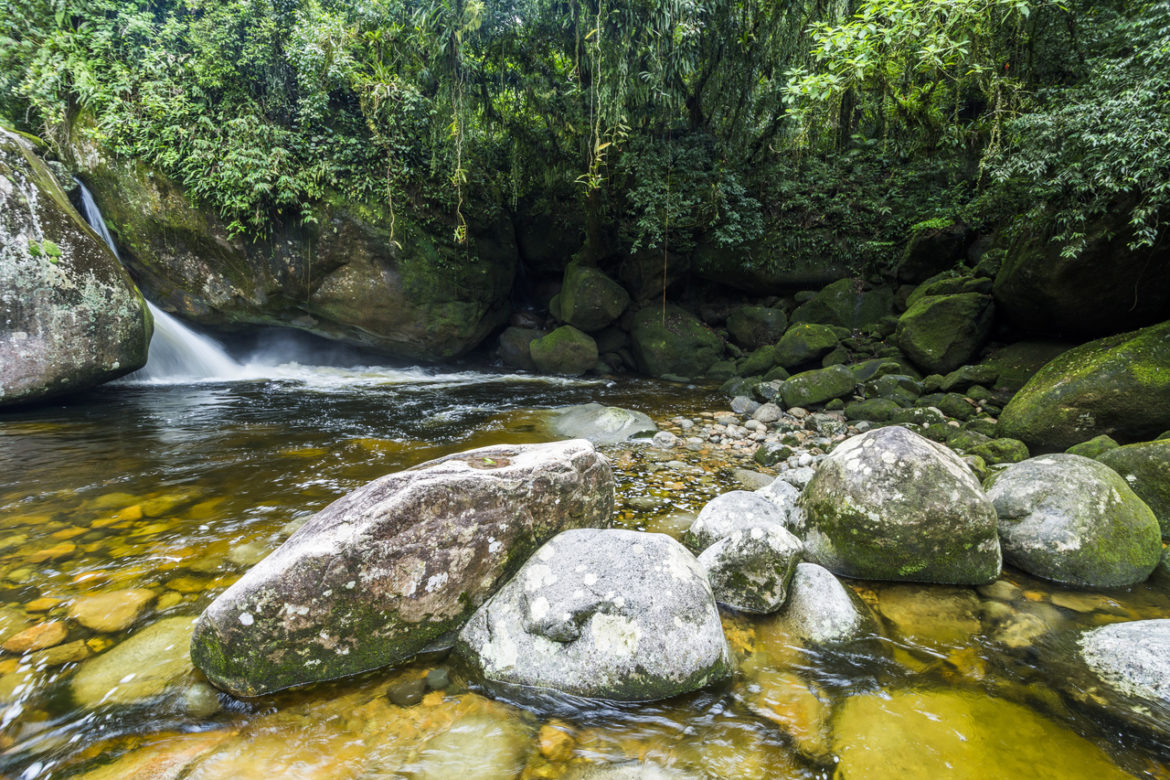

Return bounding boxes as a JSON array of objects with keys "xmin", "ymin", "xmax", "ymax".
[{"xmin": 0, "ymin": 187, "xmax": 1162, "ymax": 778}]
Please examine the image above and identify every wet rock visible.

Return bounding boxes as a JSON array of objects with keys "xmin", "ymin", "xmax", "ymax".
[
  {"xmin": 698, "ymin": 526, "xmax": 803, "ymax": 614},
  {"xmin": 650, "ymin": 431, "xmax": 678, "ymax": 449},
  {"xmin": 0, "ymin": 127, "xmax": 150, "ymax": 406},
  {"xmin": 530, "ymin": 326, "xmax": 599, "ymax": 375},
  {"xmin": 549, "ymin": 403, "xmax": 657, "ymax": 445},
  {"xmin": 740, "ymin": 669, "xmax": 830, "ymax": 760},
  {"xmin": 191, "ymin": 440, "xmax": 613, "ymax": 697},
  {"xmin": 565, "ymin": 764, "xmax": 702, "ymax": 780},
  {"xmin": 876, "ymin": 585, "xmax": 982, "ymax": 648},
  {"xmin": 754, "ymin": 478, "xmax": 800, "ymax": 516},
  {"xmin": 833, "ymin": 689, "xmax": 1132, "ymax": 780},
  {"xmin": 72, "ymin": 617, "xmax": 196, "ymax": 708},
  {"xmin": 388, "ymin": 677, "xmax": 428, "ymax": 706},
  {"xmin": 752, "ymin": 442, "xmax": 792, "ymax": 467},
  {"xmin": 497, "ymin": 326, "xmax": 541, "ymax": 371},
  {"xmin": 425, "ymin": 667, "xmax": 450, "ymax": 690},
  {"xmin": 796, "ymin": 426, "xmax": 1001, "ymax": 584},
  {"xmin": 686, "ymin": 491, "xmax": 790, "ymax": 550},
  {"xmin": 896, "ymin": 293, "xmax": 994, "ymax": 375},
  {"xmin": 751, "ymin": 402, "xmax": 781, "ymax": 423},
  {"xmin": 406, "ymin": 713, "xmax": 533, "ymax": 780},
  {"xmin": 69, "ymin": 589, "xmax": 156, "ymax": 633},
  {"xmin": 538, "ymin": 720, "xmax": 576, "ymax": 761},
  {"xmin": 2, "ymin": 621, "xmax": 68, "ymax": 653},
  {"xmin": 456, "ymin": 529, "xmax": 731, "ymax": 702},
  {"xmin": 183, "ymin": 681, "xmax": 222, "ymax": 718},
  {"xmin": 1077, "ymin": 620, "xmax": 1170, "ymax": 737},
  {"xmin": 986, "ymin": 454, "xmax": 1161, "ymax": 587},
  {"xmin": 1097, "ymin": 440, "xmax": 1170, "ymax": 537},
  {"xmin": 732, "ymin": 468, "xmax": 774, "ymax": 491},
  {"xmin": 771, "ymin": 563, "xmax": 874, "ymax": 646}
]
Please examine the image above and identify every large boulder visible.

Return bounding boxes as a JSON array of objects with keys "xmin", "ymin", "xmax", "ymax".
[
  {"xmin": 997, "ymin": 321, "xmax": 1170, "ymax": 451},
  {"xmin": 529, "ymin": 326, "xmax": 599, "ymax": 375},
  {"xmin": 1097, "ymin": 440, "xmax": 1170, "ymax": 538},
  {"xmin": 65, "ymin": 115, "xmax": 513, "ymax": 360},
  {"xmin": 686, "ymin": 491, "xmax": 791, "ymax": 551},
  {"xmin": 558, "ymin": 262, "xmax": 630, "ymax": 332},
  {"xmin": 630, "ymin": 305, "xmax": 724, "ymax": 379},
  {"xmin": 994, "ymin": 211, "xmax": 1170, "ymax": 339},
  {"xmin": 985, "ymin": 454, "xmax": 1161, "ymax": 587},
  {"xmin": 1, "ymin": 127, "xmax": 151, "ymax": 405},
  {"xmin": 455, "ymin": 529, "xmax": 731, "ymax": 703},
  {"xmin": 773, "ymin": 323, "xmax": 840, "ymax": 370},
  {"xmin": 697, "ymin": 525, "xmax": 803, "ymax": 614},
  {"xmin": 1073, "ymin": 619, "xmax": 1170, "ymax": 741},
  {"xmin": 780, "ymin": 365, "xmax": 856, "ymax": 408},
  {"xmin": 895, "ymin": 222, "xmax": 972, "ymax": 284},
  {"xmin": 726, "ymin": 306, "xmax": 788, "ymax": 350},
  {"xmin": 895, "ymin": 293, "xmax": 994, "ymax": 374},
  {"xmin": 789, "ymin": 278, "xmax": 893, "ymax": 330},
  {"xmin": 795, "ymin": 426, "xmax": 1001, "ymax": 584},
  {"xmin": 190, "ymin": 440, "xmax": 614, "ymax": 697}
]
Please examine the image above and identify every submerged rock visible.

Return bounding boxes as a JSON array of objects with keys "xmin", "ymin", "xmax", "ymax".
[
  {"xmin": 456, "ymin": 529, "xmax": 731, "ymax": 703},
  {"xmin": 796, "ymin": 426, "xmax": 1001, "ymax": 584},
  {"xmin": 0, "ymin": 127, "xmax": 151, "ymax": 405},
  {"xmin": 549, "ymin": 403, "xmax": 657, "ymax": 445},
  {"xmin": 69, "ymin": 588, "xmax": 156, "ymax": 633},
  {"xmin": 986, "ymin": 454, "xmax": 1161, "ymax": 587},
  {"xmin": 697, "ymin": 525, "xmax": 803, "ymax": 614},
  {"xmin": 72, "ymin": 616, "xmax": 196, "ymax": 708},
  {"xmin": 997, "ymin": 321, "xmax": 1170, "ymax": 451},
  {"xmin": 191, "ymin": 440, "xmax": 614, "ymax": 697}
]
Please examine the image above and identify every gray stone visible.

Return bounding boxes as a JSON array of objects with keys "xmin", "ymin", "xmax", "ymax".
[
  {"xmin": 773, "ymin": 563, "xmax": 875, "ymax": 646},
  {"xmin": 191, "ymin": 440, "xmax": 614, "ymax": 697},
  {"xmin": 698, "ymin": 525, "xmax": 803, "ymax": 613},
  {"xmin": 754, "ymin": 478, "xmax": 800, "ymax": 516},
  {"xmin": 986, "ymin": 454, "xmax": 1161, "ymax": 587},
  {"xmin": 796, "ymin": 426, "xmax": 1001, "ymax": 584},
  {"xmin": 687, "ymin": 490, "xmax": 790, "ymax": 550},
  {"xmin": 730, "ymin": 395, "xmax": 758, "ymax": 415},
  {"xmin": 752, "ymin": 402, "xmax": 782, "ymax": 423},
  {"xmin": 1075, "ymin": 619, "xmax": 1170, "ymax": 740},
  {"xmin": 732, "ymin": 468, "xmax": 775, "ymax": 491},
  {"xmin": 780, "ymin": 467, "xmax": 817, "ymax": 490},
  {"xmin": 549, "ymin": 403, "xmax": 657, "ymax": 444},
  {"xmin": 651, "ymin": 431, "xmax": 678, "ymax": 449},
  {"xmin": 1097, "ymin": 440, "xmax": 1170, "ymax": 538},
  {"xmin": 455, "ymin": 529, "xmax": 731, "ymax": 702},
  {"xmin": 0, "ymin": 128, "xmax": 150, "ymax": 405}
]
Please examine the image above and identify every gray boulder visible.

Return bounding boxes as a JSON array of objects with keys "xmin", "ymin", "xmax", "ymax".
[
  {"xmin": 754, "ymin": 477, "xmax": 800, "ymax": 516},
  {"xmin": 686, "ymin": 490, "xmax": 791, "ymax": 550},
  {"xmin": 1, "ymin": 127, "xmax": 151, "ymax": 405},
  {"xmin": 1097, "ymin": 440, "xmax": 1170, "ymax": 538},
  {"xmin": 986, "ymin": 454, "xmax": 1161, "ymax": 587},
  {"xmin": 697, "ymin": 525, "xmax": 803, "ymax": 614},
  {"xmin": 796, "ymin": 426, "xmax": 1001, "ymax": 584},
  {"xmin": 191, "ymin": 440, "xmax": 614, "ymax": 697},
  {"xmin": 455, "ymin": 529, "xmax": 731, "ymax": 702},
  {"xmin": 772, "ymin": 563, "xmax": 875, "ymax": 645},
  {"xmin": 548, "ymin": 403, "xmax": 657, "ymax": 445},
  {"xmin": 1070, "ymin": 620, "xmax": 1170, "ymax": 741}
]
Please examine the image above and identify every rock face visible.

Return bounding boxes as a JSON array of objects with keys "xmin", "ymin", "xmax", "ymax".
[
  {"xmin": 1076, "ymin": 619, "xmax": 1170, "ymax": 740},
  {"xmin": 456, "ymin": 529, "xmax": 731, "ymax": 702},
  {"xmin": 686, "ymin": 491, "xmax": 791, "ymax": 551},
  {"xmin": 997, "ymin": 321, "xmax": 1170, "ymax": 451},
  {"xmin": 548, "ymin": 403, "xmax": 657, "ymax": 445},
  {"xmin": 796, "ymin": 426, "xmax": 1001, "ymax": 584},
  {"xmin": 986, "ymin": 454, "xmax": 1161, "ymax": 587},
  {"xmin": 697, "ymin": 525, "xmax": 803, "ymax": 614},
  {"xmin": 1, "ymin": 127, "xmax": 151, "ymax": 405},
  {"xmin": 191, "ymin": 440, "xmax": 614, "ymax": 697},
  {"xmin": 895, "ymin": 293, "xmax": 994, "ymax": 374},
  {"xmin": 558, "ymin": 262, "xmax": 630, "ymax": 332},
  {"xmin": 1097, "ymin": 441, "xmax": 1170, "ymax": 538},
  {"xmin": 630, "ymin": 305, "xmax": 724, "ymax": 379},
  {"xmin": 65, "ymin": 115, "xmax": 512, "ymax": 360}
]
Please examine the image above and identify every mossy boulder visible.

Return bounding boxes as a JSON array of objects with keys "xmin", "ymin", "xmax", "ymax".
[
  {"xmin": 997, "ymin": 321, "xmax": 1170, "ymax": 452},
  {"xmin": 191, "ymin": 440, "xmax": 614, "ymax": 697},
  {"xmin": 895, "ymin": 222, "xmax": 973, "ymax": 284},
  {"xmin": 780, "ymin": 365, "xmax": 856, "ymax": 408},
  {"xmin": 905, "ymin": 273, "xmax": 992, "ymax": 310},
  {"xmin": 774, "ymin": 323, "xmax": 840, "ymax": 370},
  {"xmin": 64, "ymin": 114, "xmax": 513, "ymax": 361},
  {"xmin": 986, "ymin": 454, "xmax": 1161, "ymax": 587},
  {"xmin": 738, "ymin": 345, "xmax": 777, "ymax": 377},
  {"xmin": 789, "ymin": 278, "xmax": 893, "ymax": 330},
  {"xmin": 0, "ymin": 127, "xmax": 150, "ymax": 405},
  {"xmin": 630, "ymin": 305, "xmax": 724, "ymax": 379},
  {"xmin": 529, "ymin": 326, "xmax": 598, "ymax": 375},
  {"xmin": 497, "ymin": 327, "xmax": 542, "ymax": 371},
  {"xmin": 844, "ymin": 398, "xmax": 901, "ymax": 422},
  {"xmin": 795, "ymin": 426, "xmax": 1002, "ymax": 584},
  {"xmin": 697, "ymin": 525, "xmax": 803, "ymax": 614},
  {"xmin": 895, "ymin": 293, "xmax": 994, "ymax": 375},
  {"xmin": 558, "ymin": 262, "xmax": 630, "ymax": 332},
  {"xmin": 1065, "ymin": 435, "xmax": 1119, "ymax": 459},
  {"xmin": 970, "ymin": 438, "xmax": 1030, "ymax": 465},
  {"xmin": 726, "ymin": 305, "xmax": 788, "ymax": 350},
  {"xmin": 1097, "ymin": 441, "xmax": 1170, "ymax": 538},
  {"xmin": 983, "ymin": 341, "xmax": 1072, "ymax": 392}
]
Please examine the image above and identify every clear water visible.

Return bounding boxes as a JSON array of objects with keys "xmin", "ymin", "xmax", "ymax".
[{"xmin": 0, "ymin": 372, "xmax": 1167, "ymax": 779}]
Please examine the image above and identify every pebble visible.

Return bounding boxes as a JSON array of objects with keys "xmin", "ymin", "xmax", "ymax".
[
  {"xmin": 388, "ymin": 677, "xmax": 427, "ymax": 706},
  {"xmin": 651, "ymin": 431, "xmax": 678, "ymax": 448},
  {"xmin": 425, "ymin": 667, "xmax": 450, "ymax": 690},
  {"xmin": 2, "ymin": 621, "xmax": 68, "ymax": 653},
  {"xmin": 752, "ymin": 404, "xmax": 782, "ymax": 423}
]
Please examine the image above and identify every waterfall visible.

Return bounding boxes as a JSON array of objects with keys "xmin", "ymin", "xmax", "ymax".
[{"xmin": 76, "ymin": 182, "xmax": 246, "ymax": 382}]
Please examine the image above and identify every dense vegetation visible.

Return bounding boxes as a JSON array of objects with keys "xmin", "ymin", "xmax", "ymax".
[{"xmin": 1, "ymin": 0, "xmax": 1167, "ymax": 273}]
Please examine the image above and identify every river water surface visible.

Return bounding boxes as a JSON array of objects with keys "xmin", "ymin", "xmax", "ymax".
[{"xmin": 0, "ymin": 367, "xmax": 1167, "ymax": 779}]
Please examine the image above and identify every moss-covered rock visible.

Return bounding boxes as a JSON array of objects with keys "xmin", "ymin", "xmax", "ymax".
[
  {"xmin": 529, "ymin": 326, "xmax": 598, "ymax": 375},
  {"xmin": 905, "ymin": 273, "xmax": 992, "ymax": 310},
  {"xmin": 983, "ymin": 341, "xmax": 1073, "ymax": 392},
  {"xmin": 738, "ymin": 345, "xmax": 777, "ymax": 377},
  {"xmin": 796, "ymin": 426, "xmax": 1001, "ymax": 584},
  {"xmin": 64, "ymin": 115, "xmax": 513, "ymax": 361},
  {"xmin": 781, "ymin": 365, "xmax": 856, "ymax": 408},
  {"xmin": 864, "ymin": 374, "xmax": 922, "ymax": 407},
  {"xmin": 789, "ymin": 278, "xmax": 893, "ymax": 330},
  {"xmin": 844, "ymin": 398, "xmax": 901, "ymax": 422},
  {"xmin": 1097, "ymin": 441, "xmax": 1170, "ymax": 538},
  {"xmin": 986, "ymin": 454, "xmax": 1161, "ymax": 587},
  {"xmin": 497, "ymin": 327, "xmax": 542, "ymax": 371},
  {"xmin": 630, "ymin": 305, "xmax": 724, "ymax": 379},
  {"xmin": 0, "ymin": 128, "xmax": 150, "ymax": 405},
  {"xmin": 997, "ymin": 321, "xmax": 1170, "ymax": 452},
  {"xmin": 895, "ymin": 293, "xmax": 994, "ymax": 375},
  {"xmin": 558, "ymin": 262, "xmax": 630, "ymax": 332},
  {"xmin": 1065, "ymin": 435, "xmax": 1120, "ymax": 459},
  {"xmin": 970, "ymin": 438, "xmax": 1030, "ymax": 465},
  {"xmin": 895, "ymin": 221, "xmax": 972, "ymax": 284},
  {"xmin": 774, "ymin": 323, "xmax": 840, "ymax": 370},
  {"xmin": 726, "ymin": 305, "xmax": 788, "ymax": 350}
]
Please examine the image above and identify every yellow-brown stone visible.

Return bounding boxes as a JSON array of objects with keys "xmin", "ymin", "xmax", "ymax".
[{"xmin": 3, "ymin": 621, "xmax": 68, "ymax": 653}]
